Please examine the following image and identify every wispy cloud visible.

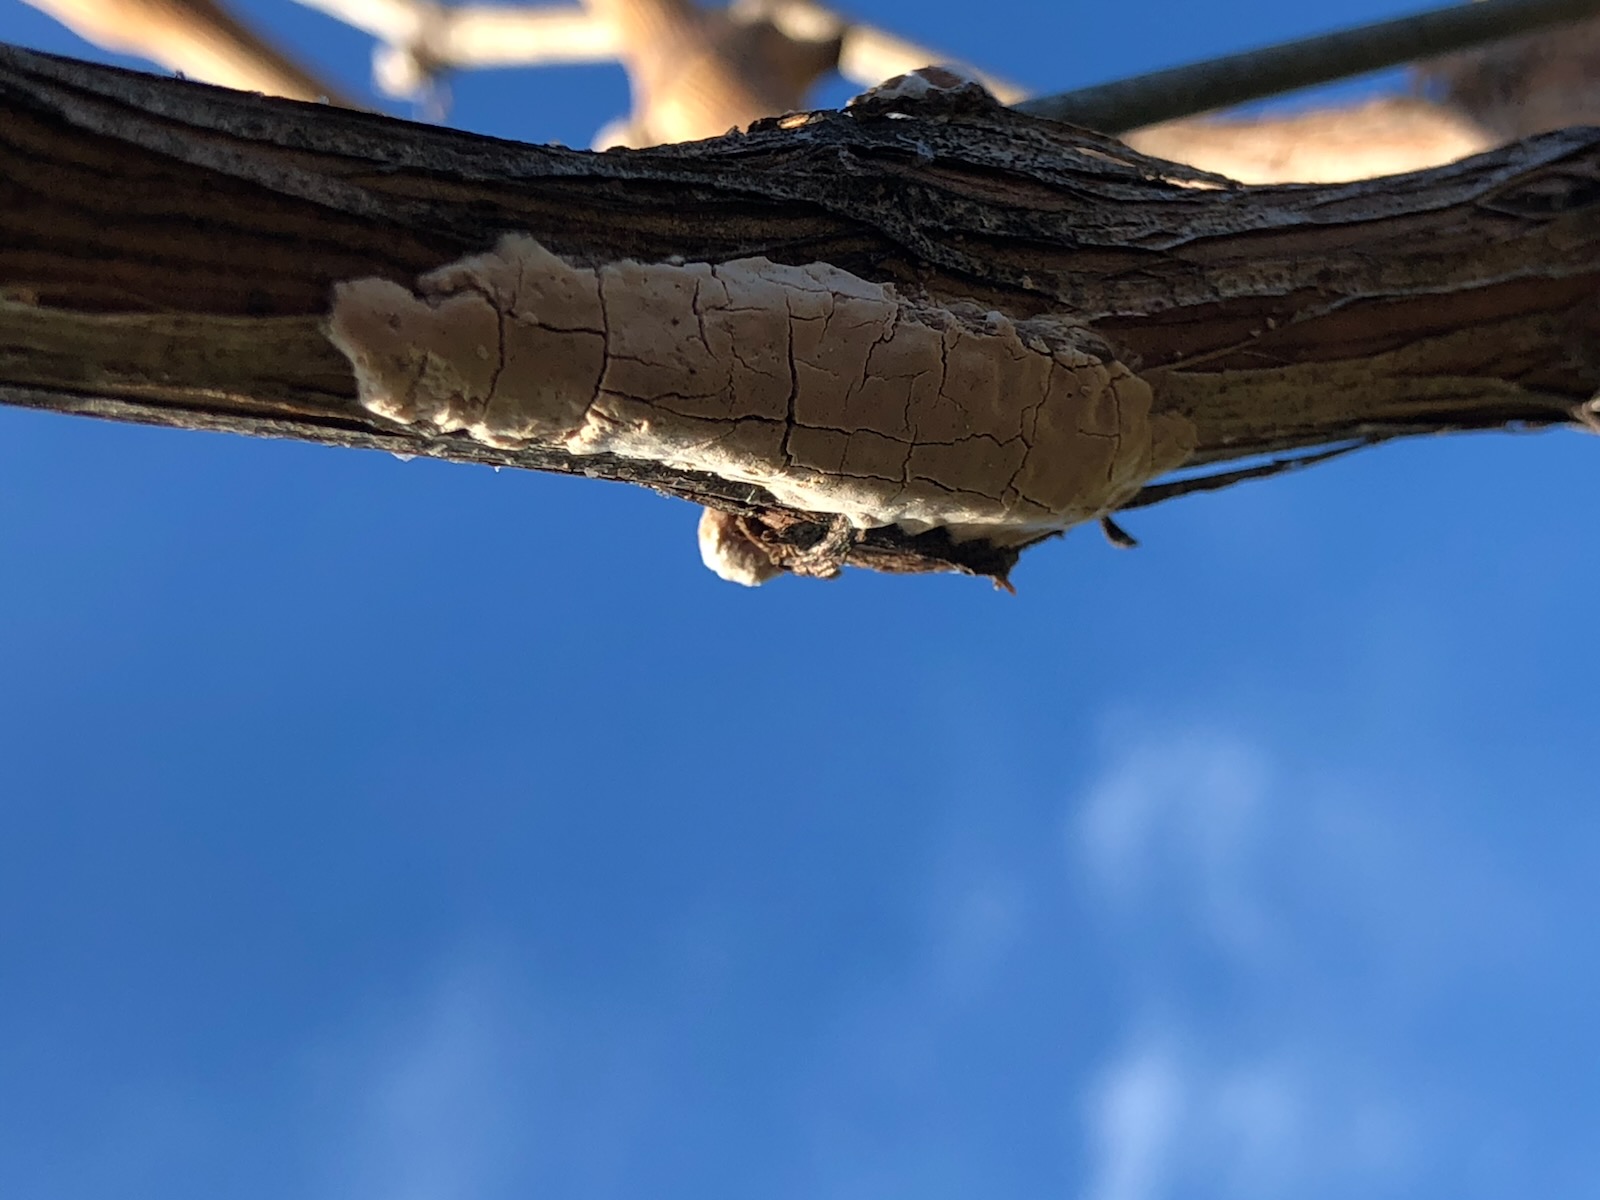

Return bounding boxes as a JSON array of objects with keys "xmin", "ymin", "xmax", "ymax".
[
  {"xmin": 1068, "ymin": 727, "xmax": 1439, "ymax": 1200},
  {"xmin": 1081, "ymin": 1031, "xmax": 1419, "ymax": 1200},
  {"xmin": 310, "ymin": 956, "xmax": 536, "ymax": 1200},
  {"xmin": 1082, "ymin": 1038, "xmax": 1183, "ymax": 1200},
  {"xmin": 1076, "ymin": 731, "xmax": 1273, "ymax": 955},
  {"xmin": 926, "ymin": 875, "xmax": 1027, "ymax": 1007},
  {"xmin": 301, "ymin": 948, "xmax": 669, "ymax": 1200},
  {"xmin": 286, "ymin": 714, "xmax": 1570, "ymax": 1200}
]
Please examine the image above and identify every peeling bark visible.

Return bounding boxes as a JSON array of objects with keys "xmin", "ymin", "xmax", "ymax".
[{"xmin": 2, "ymin": 44, "xmax": 1597, "ymax": 583}]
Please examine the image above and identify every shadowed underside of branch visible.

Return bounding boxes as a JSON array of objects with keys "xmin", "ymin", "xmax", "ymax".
[{"xmin": 2, "ymin": 44, "xmax": 1597, "ymax": 582}]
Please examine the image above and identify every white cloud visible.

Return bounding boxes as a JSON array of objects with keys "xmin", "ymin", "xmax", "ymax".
[
  {"xmin": 1080, "ymin": 1033, "xmax": 1415, "ymax": 1200},
  {"xmin": 289, "ymin": 716, "xmax": 1555, "ymax": 1200},
  {"xmin": 312, "ymin": 957, "xmax": 534, "ymax": 1200},
  {"xmin": 1069, "ymin": 727, "xmax": 1441, "ymax": 1200},
  {"xmin": 1075, "ymin": 731, "xmax": 1273, "ymax": 955},
  {"xmin": 1082, "ymin": 1038, "xmax": 1183, "ymax": 1200}
]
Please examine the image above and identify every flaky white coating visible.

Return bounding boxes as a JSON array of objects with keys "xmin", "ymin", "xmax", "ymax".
[{"xmin": 326, "ymin": 234, "xmax": 1195, "ymax": 540}]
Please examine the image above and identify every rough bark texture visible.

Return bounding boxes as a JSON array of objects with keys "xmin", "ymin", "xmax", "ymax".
[{"xmin": 2, "ymin": 43, "xmax": 1597, "ymax": 582}]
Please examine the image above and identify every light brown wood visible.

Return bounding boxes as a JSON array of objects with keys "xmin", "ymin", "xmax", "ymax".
[
  {"xmin": 1126, "ymin": 97, "xmax": 1495, "ymax": 183},
  {"xmin": 19, "ymin": 0, "xmax": 346, "ymax": 102}
]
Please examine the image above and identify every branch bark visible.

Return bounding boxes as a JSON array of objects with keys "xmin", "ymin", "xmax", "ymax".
[{"xmin": 2, "ymin": 44, "xmax": 1596, "ymax": 582}]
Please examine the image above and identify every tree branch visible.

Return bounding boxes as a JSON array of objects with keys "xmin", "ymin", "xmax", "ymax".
[
  {"xmin": 1018, "ymin": 0, "xmax": 1600, "ymax": 133},
  {"xmin": 2, "ymin": 44, "xmax": 1595, "ymax": 583},
  {"xmin": 1122, "ymin": 96, "xmax": 1495, "ymax": 183},
  {"xmin": 18, "ymin": 0, "xmax": 350, "ymax": 102}
]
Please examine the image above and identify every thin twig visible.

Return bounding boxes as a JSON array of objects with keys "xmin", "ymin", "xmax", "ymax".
[
  {"xmin": 1116, "ymin": 443, "xmax": 1376, "ymax": 512},
  {"xmin": 1017, "ymin": 0, "xmax": 1600, "ymax": 133}
]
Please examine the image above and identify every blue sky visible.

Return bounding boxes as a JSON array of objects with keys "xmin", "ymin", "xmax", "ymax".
[{"xmin": 4, "ymin": 2, "xmax": 1600, "ymax": 1197}]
